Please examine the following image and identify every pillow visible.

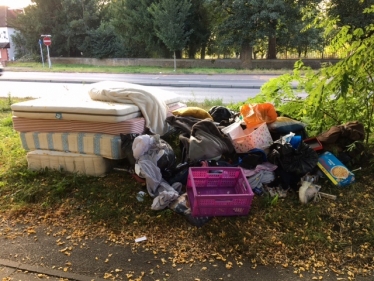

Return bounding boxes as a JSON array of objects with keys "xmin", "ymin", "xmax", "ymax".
[
  {"xmin": 267, "ymin": 117, "xmax": 306, "ymax": 134},
  {"xmin": 172, "ymin": 107, "xmax": 213, "ymax": 120}
]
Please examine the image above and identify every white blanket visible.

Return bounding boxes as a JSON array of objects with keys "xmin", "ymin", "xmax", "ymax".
[{"xmin": 88, "ymin": 81, "xmax": 170, "ymax": 135}]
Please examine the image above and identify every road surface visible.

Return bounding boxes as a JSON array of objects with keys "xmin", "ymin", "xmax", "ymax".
[
  {"xmin": 1, "ymin": 71, "xmax": 272, "ymax": 103},
  {"xmin": 1, "ymin": 71, "xmax": 278, "ymax": 88}
]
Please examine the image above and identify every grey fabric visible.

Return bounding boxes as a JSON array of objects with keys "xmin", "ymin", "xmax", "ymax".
[
  {"xmin": 132, "ymin": 134, "xmax": 182, "ymax": 210},
  {"xmin": 133, "ymin": 134, "xmax": 175, "ymax": 197},
  {"xmin": 166, "ymin": 116, "xmax": 235, "ymax": 162},
  {"xmin": 151, "ymin": 181, "xmax": 182, "ymax": 210},
  {"xmin": 242, "ymin": 162, "xmax": 277, "ymax": 178},
  {"xmin": 165, "ymin": 115, "xmax": 202, "ymax": 134},
  {"xmin": 136, "ymin": 159, "xmax": 162, "ymax": 197},
  {"xmin": 246, "ymin": 170, "xmax": 275, "ymax": 189}
]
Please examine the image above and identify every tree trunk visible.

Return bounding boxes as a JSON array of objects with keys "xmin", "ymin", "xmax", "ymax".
[
  {"xmin": 240, "ymin": 44, "xmax": 252, "ymax": 69},
  {"xmin": 267, "ymin": 36, "xmax": 276, "ymax": 59},
  {"xmin": 253, "ymin": 52, "xmax": 256, "ymax": 60},
  {"xmin": 200, "ymin": 45, "xmax": 206, "ymax": 59},
  {"xmin": 188, "ymin": 45, "xmax": 196, "ymax": 59}
]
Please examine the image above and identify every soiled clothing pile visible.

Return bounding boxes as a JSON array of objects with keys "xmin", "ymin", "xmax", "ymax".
[
  {"xmin": 316, "ymin": 121, "xmax": 365, "ymax": 144},
  {"xmin": 242, "ymin": 162, "xmax": 278, "ymax": 192},
  {"xmin": 316, "ymin": 121, "xmax": 366, "ymax": 166},
  {"xmin": 132, "ymin": 134, "xmax": 181, "ymax": 210}
]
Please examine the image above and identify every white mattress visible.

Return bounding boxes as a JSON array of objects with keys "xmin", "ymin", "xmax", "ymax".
[
  {"xmin": 26, "ymin": 150, "xmax": 113, "ymax": 177},
  {"xmin": 11, "ymin": 82, "xmax": 181, "ymax": 123},
  {"xmin": 20, "ymin": 132, "xmax": 125, "ymax": 160}
]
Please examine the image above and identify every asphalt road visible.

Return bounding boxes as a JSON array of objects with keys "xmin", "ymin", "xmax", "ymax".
[
  {"xmin": 1, "ymin": 71, "xmax": 278, "ymax": 88},
  {"xmin": 0, "ymin": 71, "xmax": 272, "ymax": 103},
  {"xmin": 0, "ymin": 81, "xmax": 262, "ymax": 104}
]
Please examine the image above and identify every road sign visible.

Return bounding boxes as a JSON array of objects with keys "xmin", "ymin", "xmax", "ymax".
[{"xmin": 43, "ymin": 37, "xmax": 51, "ymax": 46}]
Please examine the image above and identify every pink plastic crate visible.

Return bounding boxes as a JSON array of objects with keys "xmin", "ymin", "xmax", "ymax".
[{"xmin": 186, "ymin": 167, "xmax": 254, "ymax": 217}]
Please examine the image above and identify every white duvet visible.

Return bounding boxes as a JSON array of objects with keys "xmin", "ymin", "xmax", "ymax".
[{"xmin": 88, "ymin": 81, "xmax": 171, "ymax": 136}]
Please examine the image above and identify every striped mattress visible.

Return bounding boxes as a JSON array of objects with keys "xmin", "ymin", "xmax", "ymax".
[{"xmin": 20, "ymin": 132, "xmax": 125, "ymax": 160}]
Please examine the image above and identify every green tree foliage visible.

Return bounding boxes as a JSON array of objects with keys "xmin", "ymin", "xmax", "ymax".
[
  {"xmin": 10, "ymin": 0, "xmax": 62, "ymax": 58},
  {"xmin": 326, "ymin": 0, "xmax": 374, "ymax": 30},
  {"xmin": 58, "ymin": 0, "xmax": 102, "ymax": 57},
  {"xmin": 8, "ymin": 0, "xmax": 373, "ymax": 61},
  {"xmin": 148, "ymin": 0, "xmax": 193, "ymax": 70},
  {"xmin": 10, "ymin": 31, "xmax": 35, "ymax": 60},
  {"xmin": 211, "ymin": 0, "xmax": 297, "ymax": 66},
  {"xmin": 277, "ymin": 21, "xmax": 324, "ymax": 58},
  {"xmin": 185, "ymin": 0, "xmax": 211, "ymax": 59},
  {"xmin": 11, "ymin": 0, "xmax": 103, "ymax": 58},
  {"xmin": 80, "ymin": 24, "xmax": 127, "ymax": 59},
  {"xmin": 109, "ymin": 0, "xmax": 169, "ymax": 58},
  {"xmin": 249, "ymin": 7, "xmax": 374, "ymax": 142}
]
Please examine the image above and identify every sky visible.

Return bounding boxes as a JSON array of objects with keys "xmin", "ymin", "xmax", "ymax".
[{"xmin": 0, "ymin": 0, "xmax": 32, "ymax": 9}]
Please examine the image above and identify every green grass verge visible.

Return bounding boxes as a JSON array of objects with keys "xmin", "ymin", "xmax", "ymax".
[
  {"xmin": 5, "ymin": 62, "xmax": 293, "ymax": 75},
  {"xmin": 0, "ymin": 97, "xmax": 373, "ymax": 277}
]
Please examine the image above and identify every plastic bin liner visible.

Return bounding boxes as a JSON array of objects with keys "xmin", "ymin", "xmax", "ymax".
[{"xmin": 267, "ymin": 140, "xmax": 318, "ymax": 175}]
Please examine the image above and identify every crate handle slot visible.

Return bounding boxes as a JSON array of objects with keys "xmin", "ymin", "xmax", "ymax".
[
  {"xmin": 214, "ymin": 199, "xmax": 233, "ymax": 203},
  {"xmin": 208, "ymin": 169, "xmax": 224, "ymax": 174}
]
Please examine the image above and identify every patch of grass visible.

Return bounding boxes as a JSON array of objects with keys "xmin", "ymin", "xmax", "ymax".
[
  {"xmin": 185, "ymin": 97, "xmax": 225, "ymax": 112},
  {"xmin": 5, "ymin": 62, "xmax": 292, "ymax": 75},
  {"xmin": 0, "ymin": 95, "xmax": 14, "ymax": 112},
  {"xmin": 202, "ymin": 97, "xmax": 224, "ymax": 108}
]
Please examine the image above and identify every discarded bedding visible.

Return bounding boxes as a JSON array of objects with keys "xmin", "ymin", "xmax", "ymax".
[
  {"xmin": 20, "ymin": 132, "xmax": 125, "ymax": 160},
  {"xmin": 88, "ymin": 81, "xmax": 176, "ymax": 135},
  {"xmin": 26, "ymin": 150, "xmax": 113, "ymax": 177},
  {"xmin": 11, "ymin": 81, "xmax": 185, "ymax": 136},
  {"xmin": 12, "ymin": 116, "xmax": 146, "ymax": 135}
]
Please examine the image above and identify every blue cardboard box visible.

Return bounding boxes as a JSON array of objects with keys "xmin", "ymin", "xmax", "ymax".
[{"xmin": 317, "ymin": 151, "xmax": 355, "ymax": 187}]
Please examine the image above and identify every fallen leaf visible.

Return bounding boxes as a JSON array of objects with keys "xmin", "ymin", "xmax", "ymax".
[
  {"xmin": 226, "ymin": 262, "xmax": 233, "ymax": 269},
  {"xmin": 104, "ymin": 272, "xmax": 114, "ymax": 279}
]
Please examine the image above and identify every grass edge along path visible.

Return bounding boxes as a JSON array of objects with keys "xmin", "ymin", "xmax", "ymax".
[{"xmin": 4, "ymin": 62, "xmax": 294, "ymax": 75}]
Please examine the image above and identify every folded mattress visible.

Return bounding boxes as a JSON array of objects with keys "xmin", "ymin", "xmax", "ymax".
[
  {"xmin": 20, "ymin": 132, "xmax": 125, "ymax": 160},
  {"xmin": 12, "ymin": 116, "xmax": 146, "ymax": 135},
  {"xmin": 26, "ymin": 150, "xmax": 113, "ymax": 177}
]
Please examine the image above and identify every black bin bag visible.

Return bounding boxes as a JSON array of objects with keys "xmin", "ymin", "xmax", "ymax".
[{"xmin": 267, "ymin": 140, "xmax": 318, "ymax": 175}]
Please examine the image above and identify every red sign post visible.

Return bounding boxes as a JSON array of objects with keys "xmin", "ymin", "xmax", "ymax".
[
  {"xmin": 43, "ymin": 37, "xmax": 51, "ymax": 46},
  {"xmin": 42, "ymin": 35, "xmax": 52, "ymax": 68}
]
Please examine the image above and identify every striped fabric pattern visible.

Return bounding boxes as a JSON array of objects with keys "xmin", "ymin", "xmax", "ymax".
[
  {"xmin": 13, "ymin": 116, "xmax": 146, "ymax": 135},
  {"xmin": 19, "ymin": 132, "xmax": 125, "ymax": 159}
]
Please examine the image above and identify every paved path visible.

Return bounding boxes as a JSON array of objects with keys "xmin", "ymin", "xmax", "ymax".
[{"xmin": 0, "ymin": 221, "xmax": 372, "ymax": 281}]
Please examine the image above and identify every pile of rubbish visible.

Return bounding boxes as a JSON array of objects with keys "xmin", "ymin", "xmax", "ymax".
[{"xmin": 120, "ymin": 103, "xmax": 366, "ymax": 226}]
